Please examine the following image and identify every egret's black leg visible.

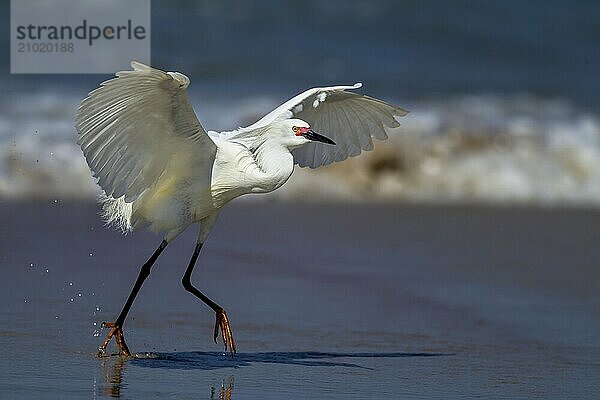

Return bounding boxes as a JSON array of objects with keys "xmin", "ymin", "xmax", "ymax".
[
  {"xmin": 182, "ymin": 241, "xmax": 236, "ymax": 354},
  {"xmin": 99, "ymin": 239, "xmax": 168, "ymax": 357}
]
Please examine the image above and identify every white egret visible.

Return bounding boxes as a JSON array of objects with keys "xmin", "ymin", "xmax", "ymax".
[{"xmin": 76, "ymin": 61, "xmax": 407, "ymax": 356}]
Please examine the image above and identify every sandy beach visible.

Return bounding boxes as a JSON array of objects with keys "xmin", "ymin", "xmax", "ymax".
[{"xmin": 0, "ymin": 201, "xmax": 598, "ymax": 398}]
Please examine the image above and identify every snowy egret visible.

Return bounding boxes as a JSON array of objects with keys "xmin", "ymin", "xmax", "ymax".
[{"xmin": 76, "ymin": 61, "xmax": 407, "ymax": 356}]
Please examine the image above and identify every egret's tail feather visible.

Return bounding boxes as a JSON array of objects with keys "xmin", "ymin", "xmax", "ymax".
[{"xmin": 99, "ymin": 194, "xmax": 134, "ymax": 234}]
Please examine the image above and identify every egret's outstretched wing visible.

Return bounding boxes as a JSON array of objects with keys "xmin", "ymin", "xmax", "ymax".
[
  {"xmin": 249, "ymin": 84, "xmax": 408, "ymax": 168},
  {"xmin": 76, "ymin": 61, "xmax": 216, "ymax": 202}
]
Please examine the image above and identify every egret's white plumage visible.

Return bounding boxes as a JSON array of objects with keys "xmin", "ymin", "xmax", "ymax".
[
  {"xmin": 76, "ymin": 61, "xmax": 407, "ymax": 355},
  {"xmin": 77, "ymin": 62, "xmax": 407, "ymax": 242}
]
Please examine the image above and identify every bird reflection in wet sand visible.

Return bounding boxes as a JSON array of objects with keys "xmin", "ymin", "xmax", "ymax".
[
  {"xmin": 96, "ymin": 357, "xmax": 235, "ymax": 399},
  {"xmin": 210, "ymin": 376, "xmax": 234, "ymax": 400},
  {"xmin": 98, "ymin": 356, "xmax": 126, "ymax": 398}
]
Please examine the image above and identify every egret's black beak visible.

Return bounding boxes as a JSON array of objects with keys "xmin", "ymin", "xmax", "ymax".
[{"xmin": 303, "ymin": 129, "xmax": 336, "ymax": 145}]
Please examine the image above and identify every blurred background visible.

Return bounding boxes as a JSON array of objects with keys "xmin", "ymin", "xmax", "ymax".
[{"xmin": 1, "ymin": 0, "xmax": 599, "ymax": 205}]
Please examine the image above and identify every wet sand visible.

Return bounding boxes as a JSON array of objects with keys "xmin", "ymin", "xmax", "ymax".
[{"xmin": 0, "ymin": 201, "xmax": 599, "ymax": 399}]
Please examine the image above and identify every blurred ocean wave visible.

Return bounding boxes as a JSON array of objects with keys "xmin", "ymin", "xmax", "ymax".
[
  {"xmin": 1, "ymin": 0, "xmax": 598, "ymax": 205},
  {"xmin": 283, "ymin": 95, "xmax": 600, "ymax": 206},
  {"xmin": 1, "ymin": 91, "xmax": 599, "ymax": 206}
]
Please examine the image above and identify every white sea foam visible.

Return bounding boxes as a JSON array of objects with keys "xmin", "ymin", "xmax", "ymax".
[
  {"xmin": 277, "ymin": 94, "xmax": 600, "ymax": 207},
  {"xmin": 1, "ymin": 91, "xmax": 599, "ymax": 206}
]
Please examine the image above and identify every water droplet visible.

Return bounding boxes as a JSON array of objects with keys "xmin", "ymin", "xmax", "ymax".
[
  {"xmin": 89, "ymin": 253, "xmax": 94, "ymax": 257},
  {"xmin": 93, "ymin": 322, "xmax": 97, "ymax": 326},
  {"xmin": 24, "ymin": 299, "xmax": 28, "ymax": 303},
  {"xmin": 29, "ymin": 263, "xmax": 34, "ymax": 268},
  {"xmin": 77, "ymin": 293, "xmax": 82, "ymax": 297},
  {"xmin": 70, "ymin": 298, "xmax": 74, "ymax": 302},
  {"xmin": 53, "ymin": 199, "xmax": 58, "ymax": 204},
  {"xmin": 69, "ymin": 282, "xmax": 73, "ymax": 286},
  {"xmin": 49, "ymin": 151, "xmax": 54, "ymax": 156},
  {"xmin": 45, "ymin": 269, "xmax": 49, "ymax": 273},
  {"xmin": 95, "ymin": 306, "xmax": 101, "ymax": 311},
  {"xmin": 55, "ymin": 316, "xmax": 59, "ymax": 319}
]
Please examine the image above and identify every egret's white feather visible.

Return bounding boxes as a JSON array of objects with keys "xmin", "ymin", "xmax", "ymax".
[
  {"xmin": 76, "ymin": 62, "xmax": 218, "ymax": 240},
  {"xmin": 99, "ymin": 193, "xmax": 133, "ymax": 233},
  {"xmin": 76, "ymin": 63, "xmax": 406, "ymax": 241},
  {"xmin": 243, "ymin": 84, "xmax": 408, "ymax": 168},
  {"xmin": 76, "ymin": 61, "xmax": 216, "ymax": 202}
]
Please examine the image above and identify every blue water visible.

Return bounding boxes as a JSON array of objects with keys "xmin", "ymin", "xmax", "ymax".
[{"xmin": 1, "ymin": 0, "xmax": 599, "ymax": 108}]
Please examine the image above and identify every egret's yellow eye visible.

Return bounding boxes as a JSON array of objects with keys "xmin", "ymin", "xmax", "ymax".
[{"xmin": 292, "ymin": 126, "xmax": 298, "ymax": 133}]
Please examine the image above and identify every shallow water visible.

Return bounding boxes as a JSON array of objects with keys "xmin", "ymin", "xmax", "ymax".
[
  {"xmin": 1, "ymin": 2, "xmax": 600, "ymax": 204},
  {"xmin": 1, "ymin": 202, "xmax": 599, "ymax": 398}
]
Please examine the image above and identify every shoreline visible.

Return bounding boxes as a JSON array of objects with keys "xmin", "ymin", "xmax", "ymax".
[{"xmin": 1, "ymin": 201, "xmax": 598, "ymax": 398}]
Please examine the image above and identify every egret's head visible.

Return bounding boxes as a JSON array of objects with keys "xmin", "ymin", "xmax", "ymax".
[{"xmin": 280, "ymin": 119, "xmax": 335, "ymax": 149}]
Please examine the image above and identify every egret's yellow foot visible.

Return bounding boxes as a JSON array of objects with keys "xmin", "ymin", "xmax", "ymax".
[
  {"xmin": 214, "ymin": 308, "xmax": 236, "ymax": 355},
  {"xmin": 98, "ymin": 322, "xmax": 131, "ymax": 357}
]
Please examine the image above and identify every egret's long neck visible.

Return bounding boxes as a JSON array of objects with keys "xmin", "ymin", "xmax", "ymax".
[{"xmin": 248, "ymin": 140, "xmax": 294, "ymax": 193}]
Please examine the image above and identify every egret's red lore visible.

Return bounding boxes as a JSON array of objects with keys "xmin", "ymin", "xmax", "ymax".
[{"xmin": 294, "ymin": 126, "xmax": 310, "ymax": 136}]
